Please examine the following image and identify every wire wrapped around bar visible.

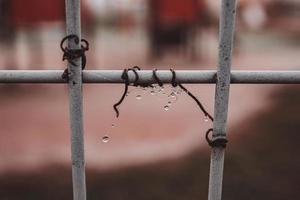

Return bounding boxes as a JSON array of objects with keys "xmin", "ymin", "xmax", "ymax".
[
  {"xmin": 113, "ymin": 67, "xmax": 222, "ymax": 147},
  {"xmin": 206, "ymin": 128, "xmax": 228, "ymax": 148},
  {"xmin": 113, "ymin": 67, "xmax": 214, "ymax": 121},
  {"xmin": 60, "ymin": 34, "xmax": 89, "ymax": 81}
]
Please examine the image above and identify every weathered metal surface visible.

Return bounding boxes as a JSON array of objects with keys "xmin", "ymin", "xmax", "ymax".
[
  {"xmin": 1, "ymin": 70, "xmax": 300, "ymax": 84},
  {"xmin": 65, "ymin": 0, "xmax": 86, "ymax": 200},
  {"xmin": 208, "ymin": 0, "xmax": 237, "ymax": 200}
]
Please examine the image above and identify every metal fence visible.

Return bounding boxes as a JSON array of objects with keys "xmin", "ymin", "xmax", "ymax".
[{"xmin": 0, "ymin": 0, "xmax": 298, "ymax": 200}]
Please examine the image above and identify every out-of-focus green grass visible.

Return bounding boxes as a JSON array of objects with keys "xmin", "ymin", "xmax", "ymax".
[{"xmin": 1, "ymin": 86, "xmax": 300, "ymax": 199}]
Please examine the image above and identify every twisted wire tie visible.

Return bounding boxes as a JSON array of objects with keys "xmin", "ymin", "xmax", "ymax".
[{"xmin": 60, "ymin": 34, "xmax": 89, "ymax": 81}]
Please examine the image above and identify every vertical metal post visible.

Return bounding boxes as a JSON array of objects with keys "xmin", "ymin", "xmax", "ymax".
[
  {"xmin": 65, "ymin": 0, "xmax": 86, "ymax": 200},
  {"xmin": 208, "ymin": 0, "xmax": 237, "ymax": 200}
]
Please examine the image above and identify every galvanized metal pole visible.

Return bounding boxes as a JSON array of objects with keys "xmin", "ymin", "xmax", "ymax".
[
  {"xmin": 2, "ymin": 70, "xmax": 300, "ymax": 84},
  {"xmin": 208, "ymin": 0, "xmax": 237, "ymax": 200},
  {"xmin": 65, "ymin": 0, "xmax": 86, "ymax": 200}
]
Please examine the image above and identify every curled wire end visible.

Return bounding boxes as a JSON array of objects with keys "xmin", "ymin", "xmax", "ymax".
[
  {"xmin": 113, "ymin": 69, "xmax": 129, "ymax": 118},
  {"xmin": 81, "ymin": 38, "xmax": 89, "ymax": 51},
  {"xmin": 60, "ymin": 34, "xmax": 79, "ymax": 52},
  {"xmin": 205, "ymin": 128, "xmax": 228, "ymax": 148},
  {"xmin": 113, "ymin": 104, "xmax": 120, "ymax": 118},
  {"xmin": 132, "ymin": 66, "xmax": 141, "ymax": 70},
  {"xmin": 112, "ymin": 66, "xmax": 141, "ymax": 118},
  {"xmin": 205, "ymin": 128, "xmax": 214, "ymax": 146}
]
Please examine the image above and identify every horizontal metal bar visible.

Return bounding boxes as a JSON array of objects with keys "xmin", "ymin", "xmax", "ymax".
[{"xmin": 0, "ymin": 70, "xmax": 300, "ymax": 84}]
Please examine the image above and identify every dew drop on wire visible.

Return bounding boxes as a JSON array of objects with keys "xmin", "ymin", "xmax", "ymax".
[
  {"xmin": 204, "ymin": 116, "xmax": 209, "ymax": 122},
  {"xmin": 164, "ymin": 105, "xmax": 170, "ymax": 111},
  {"xmin": 136, "ymin": 95, "xmax": 142, "ymax": 100},
  {"xmin": 142, "ymin": 87, "xmax": 148, "ymax": 94},
  {"xmin": 154, "ymin": 85, "xmax": 161, "ymax": 93},
  {"xmin": 156, "ymin": 87, "xmax": 163, "ymax": 94},
  {"xmin": 169, "ymin": 92, "xmax": 178, "ymax": 102},
  {"xmin": 176, "ymin": 88, "xmax": 183, "ymax": 95},
  {"xmin": 102, "ymin": 136, "xmax": 110, "ymax": 143}
]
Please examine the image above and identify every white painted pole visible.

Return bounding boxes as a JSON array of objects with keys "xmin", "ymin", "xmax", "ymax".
[
  {"xmin": 208, "ymin": 0, "xmax": 237, "ymax": 200},
  {"xmin": 65, "ymin": 0, "xmax": 86, "ymax": 199}
]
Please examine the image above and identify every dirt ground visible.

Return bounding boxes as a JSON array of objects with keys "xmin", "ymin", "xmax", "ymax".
[{"xmin": 0, "ymin": 27, "xmax": 299, "ymax": 173}]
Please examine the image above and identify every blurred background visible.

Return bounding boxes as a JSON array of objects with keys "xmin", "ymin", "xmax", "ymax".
[{"xmin": 0, "ymin": 0, "xmax": 300, "ymax": 199}]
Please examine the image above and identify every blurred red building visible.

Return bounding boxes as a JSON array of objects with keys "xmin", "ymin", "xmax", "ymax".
[
  {"xmin": 149, "ymin": 0, "xmax": 206, "ymax": 25},
  {"xmin": 10, "ymin": 0, "xmax": 65, "ymax": 26},
  {"xmin": 148, "ymin": 0, "xmax": 208, "ymax": 59}
]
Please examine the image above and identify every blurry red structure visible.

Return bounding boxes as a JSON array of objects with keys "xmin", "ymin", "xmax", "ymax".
[
  {"xmin": 148, "ymin": 0, "xmax": 208, "ymax": 59},
  {"xmin": 10, "ymin": 0, "xmax": 65, "ymax": 26},
  {"xmin": 0, "ymin": 0, "xmax": 92, "ymax": 69}
]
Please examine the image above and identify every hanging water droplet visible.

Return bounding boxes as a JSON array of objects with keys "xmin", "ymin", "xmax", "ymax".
[
  {"xmin": 102, "ymin": 136, "xmax": 110, "ymax": 143},
  {"xmin": 171, "ymin": 87, "xmax": 177, "ymax": 93},
  {"xmin": 204, "ymin": 116, "xmax": 209, "ymax": 122},
  {"xmin": 142, "ymin": 87, "xmax": 148, "ymax": 94},
  {"xmin": 144, "ymin": 87, "xmax": 152, "ymax": 94},
  {"xmin": 126, "ymin": 91, "xmax": 130, "ymax": 96},
  {"xmin": 111, "ymin": 124, "xmax": 115, "ymax": 128},
  {"xmin": 167, "ymin": 101, "xmax": 172, "ymax": 105},
  {"xmin": 154, "ymin": 85, "xmax": 161, "ymax": 93},
  {"xmin": 136, "ymin": 95, "xmax": 142, "ymax": 100},
  {"xmin": 175, "ymin": 87, "xmax": 183, "ymax": 95},
  {"xmin": 164, "ymin": 105, "xmax": 170, "ymax": 111},
  {"xmin": 168, "ymin": 92, "xmax": 178, "ymax": 102}
]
